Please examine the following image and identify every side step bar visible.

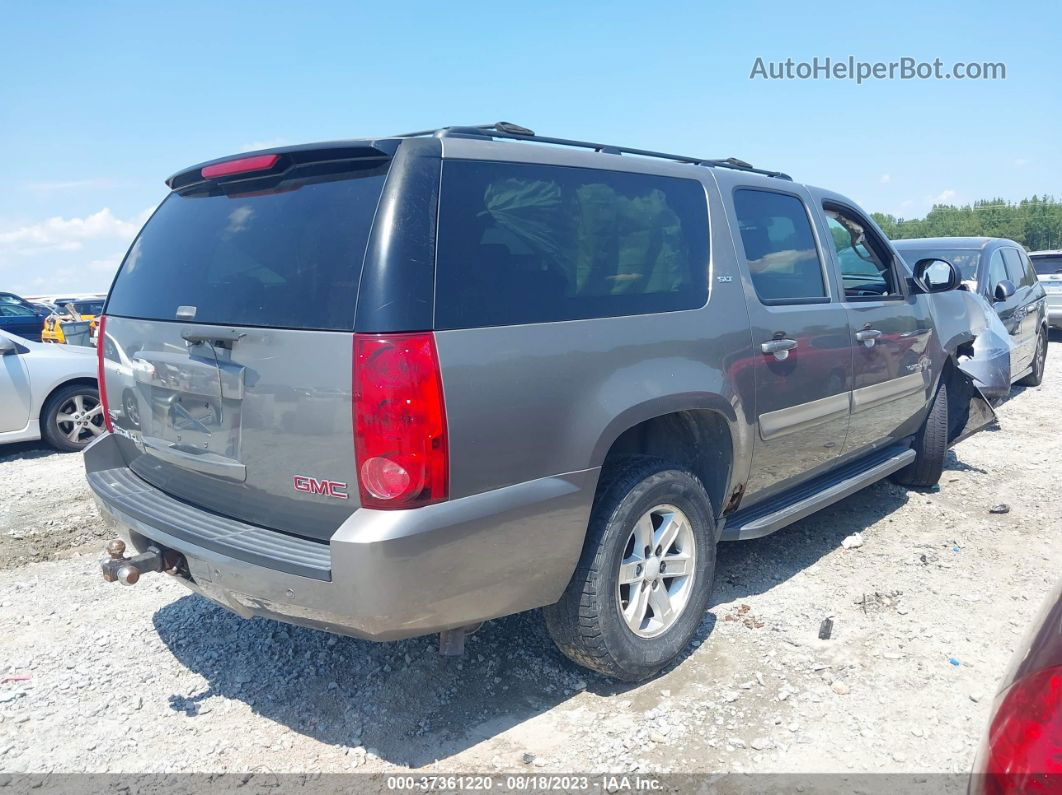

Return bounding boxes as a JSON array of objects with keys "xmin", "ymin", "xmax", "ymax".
[{"xmin": 719, "ymin": 445, "xmax": 916, "ymax": 541}]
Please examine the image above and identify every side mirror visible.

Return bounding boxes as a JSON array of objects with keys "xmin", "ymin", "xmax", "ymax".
[
  {"xmin": 993, "ymin": 279, "xmax": 1016, "ymax": 302},
  {"xmin": 0, "ymin": 336, "xmax": 17, "ymax": 355},
  {"xmin": 913, "ymin": 258, "xmax": 961, "ymax": 293}
]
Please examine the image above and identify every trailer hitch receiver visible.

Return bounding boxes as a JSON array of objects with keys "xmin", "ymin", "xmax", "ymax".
[{"xmin": 101, "ymin": 539, "xmax": 182, "ymax": 586}]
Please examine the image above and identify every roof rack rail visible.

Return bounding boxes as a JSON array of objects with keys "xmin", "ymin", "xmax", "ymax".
[{"xmin": 396, "ymin": 122, "xmax": 793, "ymax": 181}]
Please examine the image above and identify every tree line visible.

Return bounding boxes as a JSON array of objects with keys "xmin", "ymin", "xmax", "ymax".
[{"xmin": 871, "ymin": 195, "xmax": 1062, "ymax": 251}]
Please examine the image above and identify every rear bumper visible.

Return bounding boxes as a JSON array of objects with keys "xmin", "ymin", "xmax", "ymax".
[{"xmin": 85, "ymin": 433, "xmax": 597, "ymax": 641}]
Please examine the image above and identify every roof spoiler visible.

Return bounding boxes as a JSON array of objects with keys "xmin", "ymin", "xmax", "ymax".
[{"xmin": 166, "ymin": 139, "xmax": 400, "ymax": 191}]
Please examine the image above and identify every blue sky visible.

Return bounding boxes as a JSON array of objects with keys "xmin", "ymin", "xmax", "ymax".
[{"xmin": 1, "ymin": 1, "xmax": 1059, "ymax": 295}]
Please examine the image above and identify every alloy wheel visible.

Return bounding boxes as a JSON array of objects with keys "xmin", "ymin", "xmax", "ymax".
[
  {"xmin": 55, "ymin": 393, "xmax": 105, "ymax": 445},
  {"xmin": 616, "ymin": 504, "xmax": 697, "ymax": 638}
]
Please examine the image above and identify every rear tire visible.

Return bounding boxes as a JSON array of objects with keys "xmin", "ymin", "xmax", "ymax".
[
  {"xmin": 1017, "ymin": 330, "xmax": 1047, "ymax": 387},
  {"xmin": 543, "ymin": 457, "xmax": 716, "ymax": 681},
  {"xmin": 891, "ymin": 381, "xmax": 948, "ymax": 488},
  {"xmin": 41, "ymin": 383, "xmax": 105, "ymax": 452}
]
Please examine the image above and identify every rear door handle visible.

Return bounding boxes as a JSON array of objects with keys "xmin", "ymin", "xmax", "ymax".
[
  {"xmin": 855, "ymin": 328, "xmax": 883, "ymax": 347},
  {"xmin": 761, "ymin": 338, "xmax": 798, "ymax": 360}
]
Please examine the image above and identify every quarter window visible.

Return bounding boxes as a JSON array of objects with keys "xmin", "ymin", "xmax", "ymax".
[
  {"xmin": 732, "ymin": 190, "xmax": 825, "ymax": 303},
  {"xmin": 434, "ymin": 161, "xmax": 709, "ymax": 328},
  {"xmin": 824, "ymin": 208, "xmax": 899, "ymax": 298}
]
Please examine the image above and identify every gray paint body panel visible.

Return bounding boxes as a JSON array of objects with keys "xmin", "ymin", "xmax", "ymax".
[{"xmin": 86, "ymin": 133, "xmax": 996, "ymax": 642}]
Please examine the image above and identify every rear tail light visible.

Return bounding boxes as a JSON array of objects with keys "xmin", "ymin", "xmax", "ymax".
[
  {"xmin": 201, "ymin": 154, "xmax": 279, "ymax": 179},
  {"xmin": 972, "ymin": 665, "xmax": 1062, "ymax": 794},
  {"xmin": 353, "ymin": 333, "xmax": 448, "ymax": 509},
  {"xmin": 96, "ymin": 315, "xmax": 113, "ymax": 433}
]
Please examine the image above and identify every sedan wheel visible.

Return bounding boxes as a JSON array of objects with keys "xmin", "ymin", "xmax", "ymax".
[
  {"xmin": 42, "ymin": 384, "xmax": 105, "ymax": 452},
  {"xmin": 55, "ymin": 393, "xmax": 105, "ymax": 444}
]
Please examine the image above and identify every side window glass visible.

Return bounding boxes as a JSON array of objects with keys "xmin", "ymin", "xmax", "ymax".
[
  {"xmin": 1001, "ymin": 248, "xmax": 1026, "ymax": 287},
  {"xmin": 824, "ymin": 209, "xmax": 898, "ymax": 298},
  {"xmin": 732, "ymin": 189, "xmax": 825, "ymax": 303},
  {"xmin": 435, "ymin": 162, "xmax": 709, "ymax": 328},
  {"xmin": 0, "ymin": 304, "xmax": 34, "ymax": 317},
  {"xmin": 1017, "ymin": 250, "xmax": 1038, "ymax": 288},
  {"xmin": 987, "ymin": 250, "xmax": 1009, "ymax": 293},
  {"xmin": 985, "ymin": 248, "xmax": 1011, "ymax": 290}
]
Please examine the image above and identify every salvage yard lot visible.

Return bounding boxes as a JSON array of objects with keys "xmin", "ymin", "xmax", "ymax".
[{"xmin": 1, "ymin": 339, "xmax": 1059, "ymax": 775}]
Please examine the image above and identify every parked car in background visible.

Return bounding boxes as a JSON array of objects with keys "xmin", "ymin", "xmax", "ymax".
[
  {"xmin": 1029, "ymin": 250, "xmax": 1062, "ymax": 330},
  {"xmin": 0, "ymin": 291, "xmax": 49, "ymax": 342},
  {"xmin": 894, "ymin": 238, "xmax": 1048, "ymax": 387},
  {"xmin": 88, "ymin": 123, "xmax": 1000, "ymax": 681},
  {"xmin": 0, "ymin": 302, "xmax": 46, "ymax": 342},
  {"xmin": 0, "ymin": 329, "xmax": 103, "ymax": 451},
  {"xmin": 41, "ymin": 298, "xmax": 105, "ymax": 345},
  {"xmin": 970, "ymin": 579, "xmax": 1062, "ymax": 793}
]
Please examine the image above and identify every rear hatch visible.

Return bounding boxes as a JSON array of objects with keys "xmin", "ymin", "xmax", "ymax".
[
  {"xmin": 1034, "ymin": 255, "xmax": 1062, "ymax": 299},
  {"xmin": 101, "ymin": 147, "xmax": 392, "ymax": 541}
]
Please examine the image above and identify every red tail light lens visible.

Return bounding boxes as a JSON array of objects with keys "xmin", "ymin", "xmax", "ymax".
[
  {"xmin": 201, "ymin": 154, "xmax": 279, "ymax": 179},
  {"xmin": 972, "ymin": 665, "xmax": 1062, "ymax": 794},
  {"xmin": 353, "ymin": 333, "xmax": 448, "ymax": 509},
  {"xmin": 96, "ymin": 315, "xmax": 113, "ymax": 433}
]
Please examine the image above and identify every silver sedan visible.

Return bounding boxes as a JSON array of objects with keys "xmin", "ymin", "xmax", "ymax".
[{"xmin": 0, "ymin": 329, "xmax": 102, "ymax": 451}]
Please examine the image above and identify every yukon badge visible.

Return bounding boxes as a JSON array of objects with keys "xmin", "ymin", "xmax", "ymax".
[{"xmin": 293, "ymin": 475, "xmax": 349, "ymax": 500}]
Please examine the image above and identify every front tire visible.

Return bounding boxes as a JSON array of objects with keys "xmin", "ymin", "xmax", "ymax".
[
  {"xmin": 892, "ymin": 381, "xmax": 948, "ymax": 488},
  {"xmin": 543, "ymin": 457, "xmax": 716, "ymax": 681}
]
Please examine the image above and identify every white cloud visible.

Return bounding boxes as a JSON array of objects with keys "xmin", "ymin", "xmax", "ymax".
[
  {"xmin": 1013, "ymin": 158, "xmax": 1031, "ymax": 168},
  {"xmin": 928, "ymin": 189, "xmax": 957, "ymax": 205},
  {"xmin": 240, "ymin": 137, "xmax": 289, "ymax": 152},
  {"xmin": 880, "ymin": 174, "xmax": 891, "ymax": 184},
  {"xmin": 0, "ymin": 207, "xmax": 151, "ymax": 255}
]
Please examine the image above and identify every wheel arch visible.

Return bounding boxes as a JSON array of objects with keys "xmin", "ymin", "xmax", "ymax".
[{"xmin": 591, "ymin": 398, "xmax": 742, "ymax": 524}]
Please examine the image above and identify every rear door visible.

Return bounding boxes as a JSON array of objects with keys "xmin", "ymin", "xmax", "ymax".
[
  {"xmin": 817, "ymin": 202, "xmax": 933, "ymax": 455},
  {"xmin": 726, "ymin": 183, "xmax": 852, "ymax": 500},
  {"xmin": 1001, "ymin": 246, "xmax": 1041, "ymax": 372},
  {"xmin": 101, "ymin": 153, "xmax": 392, "ymax": 541},
  {"xmin": 984, "ymin": 248, "xmax": 1025, "ymax": 375}
]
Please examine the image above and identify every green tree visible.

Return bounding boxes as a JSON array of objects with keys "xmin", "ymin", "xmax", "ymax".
[{"xmin": 873, "ymin": 195, "xmax": 1062, "ymax": 250}]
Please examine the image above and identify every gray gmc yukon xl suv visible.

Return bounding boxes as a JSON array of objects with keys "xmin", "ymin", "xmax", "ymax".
[{"xmin": 88, "ymin": 123, "xmax": 996, "ymax": 681}]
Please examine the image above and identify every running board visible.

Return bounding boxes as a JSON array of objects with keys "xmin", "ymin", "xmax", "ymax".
[{"xmin": 719, "ymin": 445, "xmax": 916, "ymax": 541}]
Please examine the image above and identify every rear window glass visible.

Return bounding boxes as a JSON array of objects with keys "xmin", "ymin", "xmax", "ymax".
[
  {"xmin": 1032, "ymin": 255, "xmax": 1062, "ymax": 276},
  {"xmin": 434, "ymin": 161, "xmax": 708, "ymax": 329},
  {"xmin": 106, "ymin": 167, "xmax": 388, "ymax": 330}
]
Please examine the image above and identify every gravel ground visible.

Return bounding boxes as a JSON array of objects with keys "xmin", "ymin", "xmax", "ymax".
[{"xmin": 0, "ymin": 339, "xmax": 1059, "ymax": 775}]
